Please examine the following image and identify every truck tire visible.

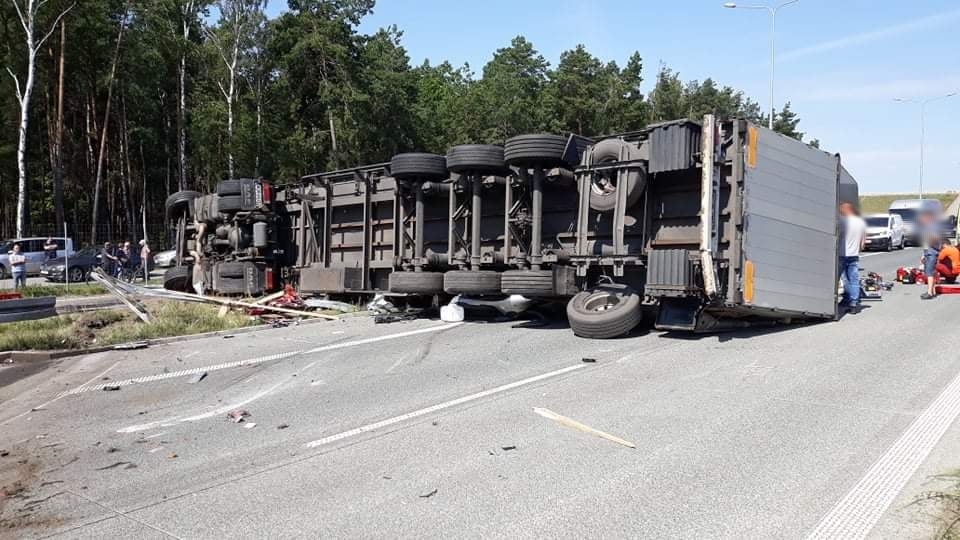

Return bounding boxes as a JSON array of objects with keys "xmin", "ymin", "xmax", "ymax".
[
  {"xmin": 446, "ymin": 145, "xmax": 508, "ymax": 175},
  {"xmin": 163, "ymin": 266, "xmax": 192, "ymax": 292},
  {"xmin": 585, "ymin": 139, "xmax": 646, "ymax": 212},
  {"xmin": 390, "ymin": 153, "xmax": 448, "ymax": 181},
  {"xmin": 165, "ymin": 191, "xmax": 200, "ymax": 220},
  {"xmin": 500, "ymin": 270, "xmax": 555, "ymax": 296},
  {"xmin": 566, "ymin": 283, "xmax": 642, "ymax": 339},
  {"xmin": 217, "ymin": 179, "xmax": 243, "ymax": 196},
  {"xmin": 504, "ymin": 134, "xmax": 569, "ymax": 169},
  {"xmin": 443, "ymin": 270, "xmax": 501, "ymax": 295},
  {"xmin": 217, "ymin": 194, "xmax": 243, "ymax": 213},
  {"xmin": 389, "ymin": 271, "xmax": 444, "ymax": 294}
]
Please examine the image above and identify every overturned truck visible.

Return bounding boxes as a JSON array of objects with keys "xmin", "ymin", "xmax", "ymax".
[{"xmin": 163, "ymin": 114, "xmax": 858, "ymax": 336}]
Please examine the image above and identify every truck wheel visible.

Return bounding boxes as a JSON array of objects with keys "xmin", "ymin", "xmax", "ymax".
[
  {"xmin": 163, "ymin": 266, "xmax": 192, "ymax": 292},
  {"xmin": 165, "ymin": 191, "xmax": 200, "ymax": 220},
  {"xmin": 389, "ymin": 271, "xmax": 444, "ymax": 294},
  {"xmin": 504, "ymin": 134, "xmax": 569, "ymax": 169},
  {"xmin": 217, "ymin": 194, "xmax": 243, "ymax": 213},
  {"xmin": 217, "ymin": 179, "xmax": 243, "ymax": 196},
  {"xmin": 584, "ymin": 139, "xmax": 646, "ymax": 212},
  {"xmin": 446, "ymin": 145, "xmax": 508, "ymax": 175},
  {"xmin": 566, "ymin": 284, "xmax": 642, "ymax": 339},
  {"xmin": 443, "ymin": 270, "xmax": 501, "ymax": 295},
  {"xmin": 500, "ymin": 270, "xmax": 555, "ymax": 296},
  {"xmin": 390, "ymin": 153, "xmax": 448, "ymax": 181}
]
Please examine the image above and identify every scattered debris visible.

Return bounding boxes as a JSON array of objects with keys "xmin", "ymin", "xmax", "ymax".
[
  {"xmin": 102, "ymin": 385, "xmax": 121, "ymax": 391},
  {"xmin": 113, "ymin": 342, "xmax": 149, "ymax": 351},
  {"xmin": 431, "ymin": 420, "xmax": 439, "ymax": 426},
  {"xmin": 168, "ymin": 453, "xmax": 178, "ymax": 459},
  {"xmin": 227, "ymin": 409, "xmax": 250, "ymax": 423},
  {"xmin": 277, "ymin": 424, "xmax": 289, "ymax": 430},
  {"xmin": 187, "ymin": 372, "xmax": 207, "ymax": 384},
  {"xmin": 244, "ymin": 422, "xmax": 257, "ymax": 429},
  {"xmin": 581, "ymin": 357, "xmax": 597, "ymax": 363},
  {"xmin": 501, "ymin": 445, "xmax": 517, "ymax": 451},
  {"xmin": 253, "ymin": 290, "xmax": 286, "ymax": 305},
  {"xmin": 95, "ymin": 461, "xmax": 136, "ymax": 470},
  {"xmin": 440, "ymin": 298, "xmax": 464, "ymax": 323},
  {"xmin": 223, "ymin": 335, "xmax": 235, "ymax": 339},
  {"xmin": 533, "ymin": 407, "xmax": 636, "ymax": 449},
  {"xmin": 304, "ymin": 298, "xmax": 356, "ymax": 312},
  {"xmin": 374, "ymin": 313, "xmax": 419, "ymax": 324},
  {"xmin": 89, "ymin": 270, "xmax": 152, "ymax": 323},
  {"xmin": 367, "ymin": 295, "xmax": 399, "ymax": 315},
  {"xmin": 419, "ymin": 488, "xmax": 438, "ymax": 498},
  {"xmin": 0, "ymin": 450, "xmax": 8, "ymax": 457},
  {"xmin": 149, "ymin": 447, "xmax": 165, "ymax": 454},
  {"xmin": 106, "ymin": 447, "xmax": 119, "ymax": 453},
  {"xmin": 382, "ymin": 475, "xmax": 392, "ymax": 480}
]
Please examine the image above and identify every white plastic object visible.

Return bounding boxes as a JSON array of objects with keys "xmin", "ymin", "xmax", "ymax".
[{"xmin": 440, "ymin": 302, "xmax": 464, "ymax": 323}]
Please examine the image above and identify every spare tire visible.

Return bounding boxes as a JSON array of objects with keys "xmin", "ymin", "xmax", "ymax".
[
  {"xmin": 163, "ymin": 265, "xmax": 193, "ymax": 292},
  {"xmin": 443, "ymin": 270, "xmax": 501, "ymax": 295},
  {"xmin": 389, "ymin": 271, "xmax": 444, "ymax": 294},
  {"xmin": 390, "ymin": 153, "xmax": 448, "ymax": 181},
  {"xmin": 566, "ymin": 283, "xmax": 642, "ymax": 339},
  {"xmin": 584, "ymin": 139, "xmax": 646, "ymax": 212},
  {"xmin": 217, "ymin": 179, "xmax": 243, "ymax": 196},
  {"xmin": 500, "ymin": 270, "xmax": 555, "ymax": 296},
  {"xmin": 446, "ymin": 145, "xmax": 508, "ymax": 175},
  {"xmin": 504, "ymin": 134, "xmax": 569, "ymax": 169},
  {"xmin": 165, "ymin": 191, "xmax": 200, "ymax": 220}
]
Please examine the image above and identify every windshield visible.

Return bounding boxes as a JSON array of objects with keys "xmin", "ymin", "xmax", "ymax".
[
  {"xmin": 890, "ymin": 208, "xmax": 917, "ymax": 222},
  {"xmin": 865, "ymin": 217, "xmax": 889, "ymax": 228}
]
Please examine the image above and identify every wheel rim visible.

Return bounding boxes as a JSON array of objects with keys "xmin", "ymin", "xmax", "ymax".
[
  {"xmin": 69, "ymin": 268, "xmax": 84, "ymax": 282},
  {"xmin": 583, "ymin": 291, "xmax": 620, "ymax": 312},
  {"xmin": 591, "ymin": 164, "xmax": 618, "ymax": 197}
]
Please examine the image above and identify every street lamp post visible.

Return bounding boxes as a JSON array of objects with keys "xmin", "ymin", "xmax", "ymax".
[
  {"xmin": 894, "ymin": 92, "xmax": 957, "ymax": 200},
  {"xmin": 723, "ymin": 1, "xmax": 800, "ymax": 129}
]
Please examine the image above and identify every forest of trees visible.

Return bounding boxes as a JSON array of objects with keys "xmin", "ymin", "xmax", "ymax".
[{"xmin": 0, "ymin": 0, "xmax": 813, "ymax": 246}]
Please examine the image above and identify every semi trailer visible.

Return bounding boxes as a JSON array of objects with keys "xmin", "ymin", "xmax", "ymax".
[{"xmin": 163, "ymin": 114, "xmax": 858, "ymax": 336}]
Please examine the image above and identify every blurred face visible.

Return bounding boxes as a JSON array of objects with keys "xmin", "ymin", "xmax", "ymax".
[
  {"xmin": 124, "ymin": 242, "xmax": 131, "ymax": 250},
  {"xmin": 12, "ymin": 244, "xmax": 20, "ymax": 253},
  {"xmin": 104, "ymin": 242, "xmax": 112, "ymax": 250}
]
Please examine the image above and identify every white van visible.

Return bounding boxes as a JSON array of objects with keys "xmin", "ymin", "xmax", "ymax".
[
  {"xmin": 0, "ymin": 237, "xmax": 75, "ymax": 277},
  {"xmin": 889, "ymin": 199, "xmax": 943, "ymax": 246},
  {"xmin": 864, "ymin": 214, "xmax": 905, "ymax": 251}
]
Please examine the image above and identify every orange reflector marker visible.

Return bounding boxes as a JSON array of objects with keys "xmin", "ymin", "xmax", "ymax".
[
  {"xmin": 744, "ymin": 260, "xmax": 755, "ymax": 303},
  {"xmin": 747, "ymin": 126, "xmax": 758, "ymax": 168}
]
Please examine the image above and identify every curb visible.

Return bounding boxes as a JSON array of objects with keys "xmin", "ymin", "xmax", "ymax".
[{"xmin": 0, "ymin": 316, "xmax": 336, "ymax": 364}]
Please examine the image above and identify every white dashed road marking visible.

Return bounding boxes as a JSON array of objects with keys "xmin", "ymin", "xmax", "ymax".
[
  {"xmin": 61, "ymin": 323, "xmax": 462, "ymax": 396},
  {"xmin": 806, "ymin": 368, "xmax": 960, "ymax": 539},
  {"xmin": 305, "ymin": 363, "xmax": 587, "ymax": 448}
]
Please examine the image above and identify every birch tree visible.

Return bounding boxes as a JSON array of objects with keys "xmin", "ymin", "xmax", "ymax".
[
  {"xmin": 205, "ymin": 0, "xmax": 264, "ymax": 180},
  {"xmin": 6, "ymin": 0, "xmax": 73, "ymax": 237}
]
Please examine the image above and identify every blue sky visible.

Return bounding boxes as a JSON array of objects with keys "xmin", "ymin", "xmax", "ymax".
[{"xmin": 264, "ymin": 0, "xmax": 959, "ymax": 194}]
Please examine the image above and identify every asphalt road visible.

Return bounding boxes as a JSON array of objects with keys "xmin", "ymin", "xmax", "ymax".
[{"xmin": 1, "ymin": 246, "xmax": 956, "ymax": 539}]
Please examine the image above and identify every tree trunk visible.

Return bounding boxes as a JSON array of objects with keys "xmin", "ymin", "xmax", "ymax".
[
  {"xmin": 52, "ymin": 19, "xmax": 66, "ymax": 231},
  {"xmin": 14, "ymin": 45, "xmax": 36, "ymax": 238},
  {"xmin": 120, "ymin": 92, "xmax": 135, "ymax": 240},
  {"xmin": 140, "ymin": 141, "xmax": 148, "ymax": 243},
  {"xmin": 177, "ymin": 1, "xmax": 194, "ymax": 191},
  {"xmin": 90, "ymin": 15, "xmax": 126, "ymax": 245}
]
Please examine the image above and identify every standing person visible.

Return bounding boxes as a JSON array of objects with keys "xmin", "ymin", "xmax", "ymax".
[
  {"xmin": 118, "ymin": 241, "xmax": 133, "ymax": 280},
  {"xmin": 139, "ymin": 239, "xmax": 151, "ymax": 282},
  {"xmin": 839, "ymin": 202, "xmax": 867, "ymax": 314},
  {"xmin": 100, "ymin": 242, "xmax": 119, "ymax": 277},
  {"xmin": 9, "ymin": 243, "xmax": 27, "ymax": 289},
  {"xmin": 43, "ymin": 237, "xmax": 58, "ymax": 260},
  {"xmin": 920, "ymin": 210, "xmax": 944, "ymax": 299}
]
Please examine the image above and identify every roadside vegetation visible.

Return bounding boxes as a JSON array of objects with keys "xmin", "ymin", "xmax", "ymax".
[
  {"xmin": 7, "ymin": 284, "xmax": 106, "ymax": 298},
  {"xmin": 860, "ymin": 193, "xmax": 957, "ymax": 215},
  {"xmin": 0, "ymin": 301, "xmax": 255, "ymax": 351},
  {"xmin": 911, "ymin": 471, "xmax": 960, "ymax": 539}
]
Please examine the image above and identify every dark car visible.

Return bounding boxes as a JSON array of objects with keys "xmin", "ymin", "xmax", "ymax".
[{"xmin": 41, "ymin": 247, "xmax": 101, "ymax": 282}]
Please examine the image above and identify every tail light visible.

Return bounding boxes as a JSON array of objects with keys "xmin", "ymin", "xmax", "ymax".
[
  {"xmin": 265, "ymin": 267, "xmax": 275, "ymax": 291},
  {"xmin": 261, "ymin": 182, "xmax": 272, "ymax": 205}
]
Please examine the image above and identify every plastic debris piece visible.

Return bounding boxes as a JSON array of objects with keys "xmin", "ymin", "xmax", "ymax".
[
  {"xmin": 501, "ymin": 445, "xmax": 517, "ymax": 451},
  {"xmin": 533, "ymin": 407, "xmax": 636, "ymax": 449},
  {"xmin": 581, "ymin": 357, "xmax": 597, "ymax": 363},
  {"xmin": 113, "ymin": 342, "xmax": 149, "ymax": 350},
  {"xmin": 102, "ymin": 385, "xmax": 121, "ymax": 391},
  {"xmin": 419, "ymin": 488, "xmax": 438, "ymax": 498},
  {"xmin": 188, "ymin": 372, "xmax": 207, "ymax": 384},
  {"xmin": 244, "ymin": 422, "xmax": 257, "ymax": 429},
  {"xmin": 227, "ymin": 409, "xmax": 249, "ymax": 423}
]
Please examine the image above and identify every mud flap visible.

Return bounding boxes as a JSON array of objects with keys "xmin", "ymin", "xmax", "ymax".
[{"xmin": 654, "ymin": 297, "xmax": 702, "ymax": 331}]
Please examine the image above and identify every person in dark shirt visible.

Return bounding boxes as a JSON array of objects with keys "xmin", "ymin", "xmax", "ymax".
[{"xmin": 100, "ymin": 242, "xmax": 119, "ymax": 277}]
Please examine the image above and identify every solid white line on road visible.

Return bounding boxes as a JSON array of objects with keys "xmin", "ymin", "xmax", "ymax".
[
  {"xmin": 304, "ymin": 363, "xmax": 587, "ymax": 448},
  {"xmin": 806, "ymin": 368, "xmax": 960, "ymax": 539},
  {"xmin": 61, "ymin": 323, "xmax": 462, "ymax": 396},
  {"xmin": 0, "ymin": 358, "xmax": 119, "ymax": 427}
]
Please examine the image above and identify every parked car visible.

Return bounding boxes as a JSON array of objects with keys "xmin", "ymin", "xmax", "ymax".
[
  {"xmin": 864, "ymin": 213, "xmax": 905, "ymax": 251},
  {"xmin": 153, "ymin": 249, "xmax": 176, "ymax": 268},
  {"xmin": 40, "ymin": 247, "xmax": 101, "ymax": 282},
  {"xmin": 0, "ymin": 237, "xmax": 75, "ymax": 277}
]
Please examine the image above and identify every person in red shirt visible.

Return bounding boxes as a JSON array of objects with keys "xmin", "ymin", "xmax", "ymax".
[{"xmin": 936, "ymin": 240, "xmax": 960, "ymax": 283}]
